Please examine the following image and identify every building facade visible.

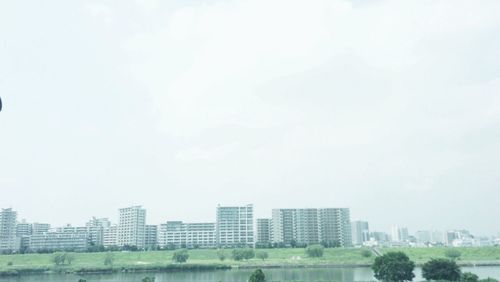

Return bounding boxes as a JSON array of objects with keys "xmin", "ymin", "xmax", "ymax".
[
  {"xmin": 256, "ymin": 218, "xmax": 272, "ymax": 246},
  {"xmin": 158, "ymin": 221, "xmax": 216, "ymax": 249},
  {"xmin": 103, "ymin": 225, "xmax": 118, "ymax": 247},
  {"xmin": 117, "ymin": 206, "xmax": 146, "ymax": 249},
  {"xmin": 145, "ymin": 225, "xmax": 158, "ymax": 249},
  {"xmin": 271, "ymin": 208, "xmax": 351, "ymax": 247},
  {"xmin": 86, "ymin": 217, "xmax": 111, "ymax": 246},
  {"xmin": 351, "ymin": 221, "xmax": 370, "ymax": 246},
  {"xmin": 216, "ymin": 204, "xmax": 254, "ymax": 248},
  {"xmin": 29, "ymin": 226, "xmax": 88, "ymax": 251},
  {"xmin": 390, "ymin": 226, "xmax": 409, "ymax": 242},
  {"xmin": 0, "ymin": 208, "xmax": 17, "ymax": 252}
]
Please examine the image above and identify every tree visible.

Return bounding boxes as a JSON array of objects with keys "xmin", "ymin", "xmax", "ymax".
[
  {"xmin": 104, "ymin": 252, "xmax": 115, "ymax": 266},
  {"xmin": 52, "ymin": 252, "xmax": 74, "ymax": 266},
  {"xmin": 217, "ymin": 249, "xmax": 226, "ymax": 261},
  {"xmin": 257, "ymin": 251, "xmax": 268, "ymax": 261},
  {"xmin": 445, "ymin": 249, "xmax": 462, "ymax": 260},
  {"xmin": 305, "ymin": 245, "xmax": 324, "ymax": 258},
  {"xmin": 249, "ymin": 269, "xmax": 266, "ymax": 282},
  {"xmin": 52, "ymin": 252, "xmax": 65, "ymax": 266},
  {"xmin": 422, "ymin": 258, "xmax": 461, "ymax": 281},
  {"xmin": 479, "ymin": 278, "xmax": 499, "ymax": 282},
  {"xmin": 142, "ymin": 277, "xmax": 155, "ymax": 282},
  {"xmin": 461, "ymin": 272, "xmax": 479, "ymax": 282},
  {"xmin": 65, "ymin": 253, "xmax": 75, "ymax": 265},
  {"xmin": 232, "ymin": 248, "xmax": 255, "ymax": 261},
  {"xmin": 372, "ymin": 252, "xmax": 415, "ymax": 282},
  {"xmin": 172, "ymin": 249, "xmax": 189, "ymax": 263},
  {"xmin": 361, "ymin": 249, "xmax": 372, "ymax": 258}
]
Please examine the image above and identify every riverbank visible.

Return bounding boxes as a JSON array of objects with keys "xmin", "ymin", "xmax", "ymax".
[{"xmin": 1, "ymin": 247, "xmax": 499, "ymax": 277}]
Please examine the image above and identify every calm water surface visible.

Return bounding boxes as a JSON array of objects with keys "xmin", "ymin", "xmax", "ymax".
[{"xmin": 1, "ymin": 266, "xmax": 500, "ymax": 282}]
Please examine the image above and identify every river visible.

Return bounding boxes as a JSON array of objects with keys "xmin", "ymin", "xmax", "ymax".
[{"xmin": 2, "ymin": 266, "xmax": 500, "ymax": 281}]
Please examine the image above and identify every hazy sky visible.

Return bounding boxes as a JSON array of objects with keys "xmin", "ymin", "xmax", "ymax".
[{"xmin": 1, "ymin": 0, "xmax": 499, "ymax": 235}]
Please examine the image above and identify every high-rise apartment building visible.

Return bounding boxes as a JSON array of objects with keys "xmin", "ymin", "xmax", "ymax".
[
  {"xmin": 216, "ymin": 204, "xmax": 254, "ymax": 248},
  {"xmin": 271, "ymin": 208, "xmax": 351, "ymax": 247},
  {"xmin": 319, "ymin": 208, "xmax": 351, "ymax": 247},
  {"xmin": 118, "ymin": 206, "xmax": 146, "ymax": 249},
  {"xmin": 256, "ymin": 218, "xmax": 272, "ymax": 246},
  {"xmin": 0, "ymin": 208, "xmax": 17, "ymax": 251},
  {"xmin": 351, "ymin": 220, "xmax": 370, "ymax": 246},
  {"xmin": 86, "ymin": 217, "xmax": 111, "ymax": 246},
  {"xmin": 145, "ymin": 225, "xmax": 158, "ymax": 248}
]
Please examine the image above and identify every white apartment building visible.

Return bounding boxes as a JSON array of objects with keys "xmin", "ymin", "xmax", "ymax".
[
  {"xmin": 103, "ymin": 225, "xmax": 118, "ymax": 247},
  {"xmin": 271, "ymin": 208, "xmax": 352, "ymax": 247},
  {"xmin": 32, "ymin": 223, "xmax": 51, "ymax": 235},
  {"xmin": 216, "ymin": 204, "xmax": 254, "ymax": 248},
  {"xmin": 118, "ymin": 206, "xmax": 146, "ymax": 249},
  {"xmin": 158, "ymin": 221, "xmax": 216, "ymax": 249},
  {"xmin": 0, "ymin": 208, "xmax": 17, "ymax": 252},
  {"xmin": 29, "ymin": 226, "xmax": 88, "ymax": 251},
  {"xmin": 86, "ymin": 217, "xmax": 111, "ymax": 246}
]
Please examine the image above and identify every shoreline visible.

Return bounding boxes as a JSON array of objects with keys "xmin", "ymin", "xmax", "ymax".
[{"xmin": 3, "ymin": 261, "xmax": 500, "ymax": 277}]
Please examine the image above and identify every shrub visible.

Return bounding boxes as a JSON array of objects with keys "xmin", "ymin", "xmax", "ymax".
[
  {"xmin": 461, "ymin": 272, "xmax": 479, "ymax": 282},
  {"xmin": 172, "ymin": 249, "xmax": 189, "ymax": 263},
  {"xmin": 6, "ymin": 261, "xmax": 13, "ymax": 266},
  {"xmin": 257, "ymin": 251, "xmax": 269, "ymax": 260},
  {"xmin": 305, "ymin": 244, "xmax": 324, "ymax": 258},
  {"xmin": 445, "ymin": 249, "xmax": 462, "ymax": 260},
  {"xmin": 249, "ymin": 269, "xmax": 266, "ymax": 282},
  {"xmin": 361, "ymin": 249, "xmax": 372, "ymax": 258},
  {"xmin": 104, "ymin": 252, "xmax": 115, "ymax": 266},
  {"xmin": 217, "ymin": 249, "xmax": 226, "ymax": 261},
  {"xmin": 142, "ymin": 277, "xmax": 155, "ymax": 282}
]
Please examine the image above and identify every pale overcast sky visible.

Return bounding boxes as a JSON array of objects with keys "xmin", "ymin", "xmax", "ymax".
[{"xmin": 1, "ymin": 0, "xmax": 499, "ymax": 235}]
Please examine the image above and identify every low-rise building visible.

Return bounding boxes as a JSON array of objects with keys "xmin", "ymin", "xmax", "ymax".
[
  {"xmin": 159, "ymin": 221, "xmax": 216, "ymax": 249},
  {"xmin": 29, "ymin": 226, "xmax": 88, "ymax": 251}
]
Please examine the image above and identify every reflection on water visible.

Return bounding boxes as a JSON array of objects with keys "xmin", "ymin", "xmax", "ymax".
[{"xmin": 2, "ymin": 266, "xmax": 500, "ymax": 282}]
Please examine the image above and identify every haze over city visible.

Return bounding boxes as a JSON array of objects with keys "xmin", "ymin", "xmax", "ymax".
[{"xmin": 1, "ymin": 0, "xmax": 500, "ymax": 236}]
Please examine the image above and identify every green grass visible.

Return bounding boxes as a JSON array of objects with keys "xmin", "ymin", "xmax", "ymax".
[
  {"xmin": 1, "ymin": 247, "xmax": 499, "ymax": 276},
  {"xmin": 0, "ymin": 248, "xmax": 374, "ymax": 274}
]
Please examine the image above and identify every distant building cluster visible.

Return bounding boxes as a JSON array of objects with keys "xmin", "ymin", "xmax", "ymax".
[
  {"xmin": 0, "ymin": 206, "xmax": 498, "ymax": 254},
  {"xmin": 350, "ymin": 222, "xmax": 498, "ymax": 248}
]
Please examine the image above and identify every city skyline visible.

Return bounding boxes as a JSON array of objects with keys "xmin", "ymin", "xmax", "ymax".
[{"xmin": 2, "ymin": 205, "xmax": 498, "ymax": 239}]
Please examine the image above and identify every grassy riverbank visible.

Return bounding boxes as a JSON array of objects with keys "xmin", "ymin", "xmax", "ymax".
[
  {"xmin": 380, "ymin": 247, "xmax": 500, "ymax": 264},
  {"xmin": 1, "ymin": 247, "xmax": 499, "ymax": 276}
]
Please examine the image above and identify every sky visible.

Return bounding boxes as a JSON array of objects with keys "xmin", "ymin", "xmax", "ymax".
[{"xmin": 0, "ymin": 0, "xmax": 499, "ymax": 236}]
